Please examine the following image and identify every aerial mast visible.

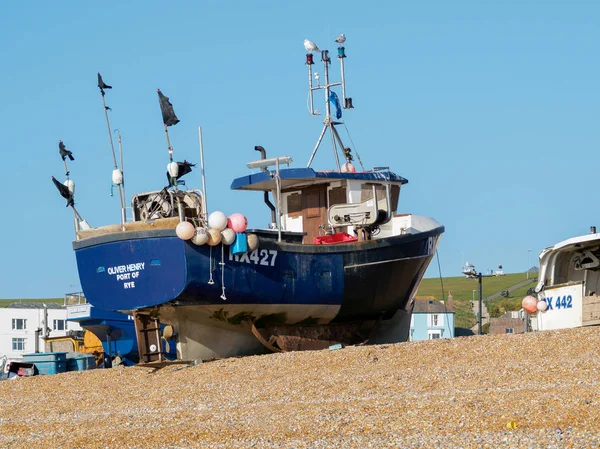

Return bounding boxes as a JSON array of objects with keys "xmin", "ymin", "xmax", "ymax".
[{"xmin": 304, "ymin": 34, "xmax": 354, "ymax": 171}]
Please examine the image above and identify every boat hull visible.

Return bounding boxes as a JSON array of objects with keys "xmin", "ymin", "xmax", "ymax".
[{"xmin": 74, "ymin": 226, "xmax": 443, "ymax": 359}]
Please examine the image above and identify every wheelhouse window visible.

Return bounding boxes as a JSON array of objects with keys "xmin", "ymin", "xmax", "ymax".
[
  {"xmin": 12, "ymin": 318, "xmax": 27, "ymax": 330},
  {"xmin": 360, "ymin": 184, "xmax": 400, "ymax": 212},
  {"xmin": 53, "ymin": 319, "xmax": 66, "ymax": 331},
  {"xmin": 12, "ymin": 338, "xmax": 26, "ymax": 351},
  {"xmin": 286, "ymin": 192, "xmax": 302, "ymax": 217}
]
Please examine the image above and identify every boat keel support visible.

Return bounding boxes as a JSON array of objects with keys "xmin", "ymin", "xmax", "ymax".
[{"xmin": 132, "ymin": 311, "xmax": 165, "ymax": 363}]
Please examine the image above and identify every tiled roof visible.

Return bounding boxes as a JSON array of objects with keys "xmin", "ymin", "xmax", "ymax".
[
  {"xmin": 5, "ymin": 302, "xmax": 65, "ymax": 309},
  {"xmin": 413, "ymin": 297, "xmax": 453, "ymax": 313}
]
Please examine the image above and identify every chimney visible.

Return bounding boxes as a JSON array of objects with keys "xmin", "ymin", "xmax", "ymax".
[
  {"xmin": 447, "ymin": 291, "xmax": 454, "ymax": 311},
  {"xmin": 591, "ymin": 226, "xmax": 597, "ymax": 234}
]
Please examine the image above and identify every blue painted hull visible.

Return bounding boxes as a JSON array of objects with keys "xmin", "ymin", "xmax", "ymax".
[{"xmin": 74, "ymin": 226, "xmax": 443, "ymax": 324}]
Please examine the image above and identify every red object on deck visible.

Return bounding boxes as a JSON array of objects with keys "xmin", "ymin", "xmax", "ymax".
[{"xmin": 313, "ymin": 232, "xmax": 358, "ymax": 245}]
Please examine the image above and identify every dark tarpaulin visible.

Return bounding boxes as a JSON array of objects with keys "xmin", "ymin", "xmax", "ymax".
[
  {"xmin": 97, "ymin": 73, "xmax": 112, "ymax": 96},
  {"xmin": 58, "ymin": 140, "xmax": 74, "ymax": 161},
  {"xmin": 157, "ymin": 89, "xmax": 180, "ymax": 126},
  {"xmin": 52, "ymin": 176, "xmax": 74, "ymax": 207}
]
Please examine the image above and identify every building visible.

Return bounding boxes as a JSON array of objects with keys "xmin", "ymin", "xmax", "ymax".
[
  {"xmin": 410, "ymin": 297, "xmax": 455, "ymax": 341},
  {"xmin": 0, "ymin": 303, "xmax": 82, "ymax": 359},
  {"xmin": 489, "ymin": 311, "xmax": 527, "ymax": 335}
]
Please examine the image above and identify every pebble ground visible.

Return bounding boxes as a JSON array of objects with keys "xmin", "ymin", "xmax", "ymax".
[{"xmin": 2, "ymin": 326, "xmax": 600, "ymax": 448}]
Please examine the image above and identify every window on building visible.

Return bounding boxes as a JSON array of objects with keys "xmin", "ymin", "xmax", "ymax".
[
  {"xmin": 12, "ymin": 318, "xmax": 27, "ymax": 330},
  {"xmin": 12, "ymin": 338, "xmax": 26, "ymax": 351},
  {"xmin": 427, "ymin": 313, "xmax": 444, "ymax": 327},
  {"xmin": 428, "ymin": 330, "xmax": 442, "ymax": 340},
  {"xmin": 506, "ymin": 328, "xmax": 514, "ymax": 334},
  {"xmin": 53, "ymin": 319, "xmax": 66, "ymax": 331}
]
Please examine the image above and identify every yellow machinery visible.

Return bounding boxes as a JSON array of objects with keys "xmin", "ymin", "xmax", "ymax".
[{"xmin": 44, "ymin": 331, "xmax": 104, "ymax": 366}]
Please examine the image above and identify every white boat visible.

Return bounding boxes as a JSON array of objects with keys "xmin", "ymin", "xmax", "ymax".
[{"xmin": 535, "ymin": 226, "xmax": 600, "ymax": 330}]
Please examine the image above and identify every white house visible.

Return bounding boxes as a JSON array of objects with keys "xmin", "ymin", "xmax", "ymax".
[{"xmin": 0, "ymin": 303, "xmax": 82, "ymax": 360}]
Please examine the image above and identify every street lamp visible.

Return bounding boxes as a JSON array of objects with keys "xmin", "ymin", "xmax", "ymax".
[
  {"xmin": 527, "ymin": 249, "xmax": 532, "ymax": 279},
  {"xmin": 462, "ymin": 262, "xmax": 492, "ymax": 336}
]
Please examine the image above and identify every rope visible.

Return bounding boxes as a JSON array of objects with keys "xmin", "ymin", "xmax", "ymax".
[
  {"xmin": 342, "ymin": 121, "xmax": 365, "ymax": 171},
  {"xmin": 220, "ymin": 244, "xmax": 226, "ymax": 300},
  {"xmin": 436, "ymin": 250, "xmax": 454, "ymax": 338}
]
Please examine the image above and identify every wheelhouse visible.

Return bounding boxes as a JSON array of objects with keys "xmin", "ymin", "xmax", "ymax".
[{"xmin": 231, "ymin": 160, "xmax": 410, "ymax": 244}]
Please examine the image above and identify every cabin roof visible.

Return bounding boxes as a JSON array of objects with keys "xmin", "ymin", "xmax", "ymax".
[{"xmin": 230, "ymin": 167, "xmax": 408, "ymax": 191}]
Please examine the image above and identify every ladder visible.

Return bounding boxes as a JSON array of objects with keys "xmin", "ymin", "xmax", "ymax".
[{"xmin": 132, "ymin": 312, "xmax": 164, "ymax": 363}]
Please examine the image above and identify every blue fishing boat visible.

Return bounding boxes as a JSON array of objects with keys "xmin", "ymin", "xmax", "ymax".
[{"xmin": 62, "ymin": 37, "xmax": 444, "ymax": 362}]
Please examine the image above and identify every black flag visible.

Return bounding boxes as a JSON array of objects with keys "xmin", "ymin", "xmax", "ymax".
[
  {"xmin": 97, "ymin": 73, "xmax": 112, "ymax": 96},
  {"xmin": 157, "ymin": 89, "xmax": 180, "ymax": 126},
  {"xmin": 58, "ymin": 140, "xmax": 74, "ymax": 161},
  {"xmin": 52, "ymin": 176, "xmax": 74, "ymax": 207},
  {"xmin": 166, "ymin": 160, "xmax": 195, "ymax": 184}
]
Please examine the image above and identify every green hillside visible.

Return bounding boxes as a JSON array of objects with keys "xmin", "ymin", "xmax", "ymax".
[{"xmin": 417, "ymin": 272, "xmax": 536, "ymax": 329}]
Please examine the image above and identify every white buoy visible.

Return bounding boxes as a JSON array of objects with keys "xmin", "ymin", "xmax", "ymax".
[
  {"xmin": 221, "ymin": 228, "xmax": 236, "ymax": 245},
  {"xmin": 192, "ymin": 227, "xmax": 208, "ymax": 245},
  {"xmin": 247, "ymin": 233, "xmax": 259, "ymax": 251},
  {"xmin": 537, "ymin": 300, "xmax": 548, "ymax": 312},
  {"xmin": 207, "ymin": 228, "xmax": 222, "ymax": 246},
  {"xmin": 112, "ymin": 168, "xmax": 123, "ymax": 185},
  {"xmin": 64, "ymin": 179, "xmax": 75, "ymax": 195},
  {"xmin": 167, "ymin": 161, "xmax": 179, "ymax": 178},
  {"xmin": 208, "ymin": 211, "xmax": 228, "ymax": 231},
  {"xmin": 176, "ymin": 221, "xmax": 195, "ymax": 240}
]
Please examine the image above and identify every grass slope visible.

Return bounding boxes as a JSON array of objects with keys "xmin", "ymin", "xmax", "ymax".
[{"xmin": 417, "ymin": 272, "xmax": 534, "ymax": 329}]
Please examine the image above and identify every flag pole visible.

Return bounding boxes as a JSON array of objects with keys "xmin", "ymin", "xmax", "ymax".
[
  {"xmin": 164, "ymin": 124, "xmax": 177, "ymax": 191},
  {"xmin": 198, "ymin": 126, "xmax": 208, "ymax": 223},
  {"xmin": 98, "ymin": 73, "xmax": 126, "ymax": 226},
  {"xmin": 115, "ymin": 130, "xmax": 127, "ymax": 226},
  {"xmin": 158, "ymin": 89, "xmax": 180, "ymax": 191},
  {"xmin": 57, "ymin": 142, "xmax": 79, "ymax": 234}
]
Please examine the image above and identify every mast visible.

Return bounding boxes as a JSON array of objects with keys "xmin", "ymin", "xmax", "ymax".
[
  {"xmin": 304, "ymin": 36, "xmax": 354, "ymax": 171},
  {"xmin": 97, "ymin": 73, "xmax": 126, "ymax": 227}
]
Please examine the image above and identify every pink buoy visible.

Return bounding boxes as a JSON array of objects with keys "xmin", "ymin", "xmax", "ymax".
[
  {"xmin": 522, "ymin": 295, "xmax": 538, "ymax": 313},
  {"xmin": 340, "ymin": 162, "xmax": 356, "ymax": 173},
  {"xmin": 228, "ymin": 213, "xmax": 248, "ymax": 233}
]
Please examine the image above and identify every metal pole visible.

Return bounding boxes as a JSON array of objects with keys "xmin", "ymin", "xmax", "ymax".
[
  {"xmin": 275, "ymin": 159, "xmax": 282, "ymax": 242},
  {"xmin": 116, "ymin": 131, "xmax": 126, "ymax": 226},
  {"xmin": 329, "ymin": 124, "xmax": 341, "ymax": 172},
  {"xmin": 198, "ymin": 127, "xmax": 209, "ymax": 223},
  {"xmin": 527, "ymin": 249, "xmax": 531, "ymax": 279},
  {"xmin": 339, "ymin": 51, "xmax": 347, "ymax": 103},
  {"xmin": 323, "ymin": 51, "xmax": 331, "ymax": 123},
  {"xmin": 307, "ymin": 125, "xmax": 328, "ymax": 168},
  {"xmin": 101, "ymin": 95, "xmax": 118, "ymax": 168},
  {"xmin": 478, "ymin": 273, "xmax": 483, "ymax": 335},
  {"xmin": 307, "ymin": 61, "xmax": 315, "ymax": 115},
  {"xmin": 164, "ymin": 125, "xmax": 177, "ymax": 192},
  {"xmin": 100, "ymin": 94, "xmax": 126, "ymax": 225}
]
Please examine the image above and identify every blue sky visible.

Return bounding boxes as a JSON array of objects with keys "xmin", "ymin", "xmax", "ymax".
[{"xmin": 1, "ymin": 1, "xmax": 598, "ymax": 298}]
